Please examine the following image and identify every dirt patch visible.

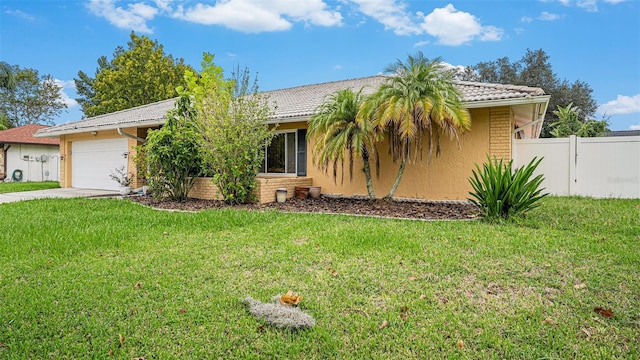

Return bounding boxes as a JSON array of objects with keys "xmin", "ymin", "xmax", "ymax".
[{"xmin": 129, "ymin": 195, "xmax": 480, "ymax": 221}]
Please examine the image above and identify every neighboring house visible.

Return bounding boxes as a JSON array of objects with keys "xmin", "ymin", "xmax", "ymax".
[
  {"xmin": 605, "ymin": 130, "xmax": 640, "ymax": 137},
  {"xmin": 35, "ymin": 75, "xmax": 549, "ymax": 200},
  {"xmin": 0, "ymin": 124, "xmax": 60, "ymax": 182}
]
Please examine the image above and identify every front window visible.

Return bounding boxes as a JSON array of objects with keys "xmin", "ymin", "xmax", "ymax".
[{"xmin": 261, "ymin": 131, "xmax": 297, "ymax": 174}]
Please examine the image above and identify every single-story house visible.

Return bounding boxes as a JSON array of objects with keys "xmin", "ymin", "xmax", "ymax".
[
  {"xmin": 35, "ymin": 75, "xmax": 549, "ymax": 200},
  {"xmin": 1, "ymin": 124, "xmax": 60, "ymax": 182}
]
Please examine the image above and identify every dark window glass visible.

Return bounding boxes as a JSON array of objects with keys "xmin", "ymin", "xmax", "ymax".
[
  {"xmin": 286, "ymin": 133, "xmax": 296, "ymax": 174},
  {"xmin": 267, "ymin": 133, "xmax": 285, "ymax": 173}
]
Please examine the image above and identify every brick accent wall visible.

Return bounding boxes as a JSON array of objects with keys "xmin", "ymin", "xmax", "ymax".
[
  {"xmin": 489, "ymin": 107, "xmax": 513, "ymax": 160},
  {"xmin": 188, "ymin": 177, "xmax": 222, "ymax": 200},
  {"xmin": 255, "ymin": 177, "xmax": 313, "ymax": 204},
  {"xmin": 187, "ymin": 176, "xmax": 314, "ymax": 204}
]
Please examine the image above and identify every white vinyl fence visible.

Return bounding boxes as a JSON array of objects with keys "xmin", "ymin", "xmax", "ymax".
[{"xmin": 513, "ymin": 135, "xmax": 640, "ymax": 198}]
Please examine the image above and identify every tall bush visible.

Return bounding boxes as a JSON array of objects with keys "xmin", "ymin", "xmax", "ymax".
[
  {"xmin": 144, "ymin": 95, "xmax": 203, "ymax": 201},
  {"xmin": 189, "ymin": 54, "xmax": 274, "ymax": 204},
  {"xmin": 468, "ymin": 156, "xmax": 548, "ymax": 220}
]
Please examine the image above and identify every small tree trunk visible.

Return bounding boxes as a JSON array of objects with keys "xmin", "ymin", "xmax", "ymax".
[
  {"xmin": 362, "ymin": 158, "xmax": 376, "ymax": 199},
  {"xmin": 385, "ymin": 158, "xmax": 406, "ymax": 200}
]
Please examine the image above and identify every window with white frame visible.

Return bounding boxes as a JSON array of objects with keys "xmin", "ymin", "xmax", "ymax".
[{"xmin": 260, "ymin": 131, "xmax": 297, "ymax": 174}]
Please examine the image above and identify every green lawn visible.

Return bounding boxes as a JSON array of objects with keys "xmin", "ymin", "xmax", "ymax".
[
  {"xmin": 0, "ymin": 181, "xmax": 60, "ymax": 193},
  {"xmin": 0, "ymin": 197, "xmax": 638, "ymax": 359}
]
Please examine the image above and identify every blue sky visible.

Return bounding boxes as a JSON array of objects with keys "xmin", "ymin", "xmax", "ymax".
[{"xmin": 1, "ymin": 0, "xmax": 639, "ymax": 130}]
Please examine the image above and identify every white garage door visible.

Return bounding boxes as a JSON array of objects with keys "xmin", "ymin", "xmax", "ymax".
[{"xmin": 72, "ymin": 138, "xmax": 129, "ymax": 190}]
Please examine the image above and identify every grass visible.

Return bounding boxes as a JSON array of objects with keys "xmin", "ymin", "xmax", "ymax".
[
  {"xmin": 0, "ymin": 197, "xmax": 638, "ymax": 359},
  {"xmin": 0, "ymin": 181, "xmax": 60, "ymax": 193}
]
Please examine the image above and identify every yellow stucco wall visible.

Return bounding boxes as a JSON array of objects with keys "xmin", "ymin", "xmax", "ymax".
[
  {"xmin": 304, "ymin": 107, "xmax": 512, "ymax": 200},
  {"xmin": 59, "ymin": 128, "xmax": 141, "ymax": 188}
]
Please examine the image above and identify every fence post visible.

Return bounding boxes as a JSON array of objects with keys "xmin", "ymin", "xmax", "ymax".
[{"xmin": 569, "ymin": 135, "xmax": 577, "ymax": 196}]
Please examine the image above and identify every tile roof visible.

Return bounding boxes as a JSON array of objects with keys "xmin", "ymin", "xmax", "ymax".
[
  {"xmin": 36, "ymin": 75, "xmax": 547, "ymax": 137},
  {"xmin": 0, "ymin": 124, "xmax": 60, "ymax": 145}
]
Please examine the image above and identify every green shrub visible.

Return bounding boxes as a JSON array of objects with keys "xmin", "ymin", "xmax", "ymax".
[
  {"xmin": 144, "ymin": 95, "xmax": 204, "ymax": 201},
  {"xmin": 131, "ymin": 144, "xmax": 148, "ymax": 184},
  {"xmin": 468, "ymin": 156, "xmax": 548, "ymax": 220},
  {"xmin": 189, "ymin": 55, "xmax": 274, "ymax": 204}
]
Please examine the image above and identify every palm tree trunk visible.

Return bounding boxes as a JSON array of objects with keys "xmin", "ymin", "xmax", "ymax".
[
  {"xmin": 385, "ymin": 158, "xmax": 406, "ymax": 200},
  {"xmin": 362, "ymin": 158, "xmax": 376, "ymax": 199}
]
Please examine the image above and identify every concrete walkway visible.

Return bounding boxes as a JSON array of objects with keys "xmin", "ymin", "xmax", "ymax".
[{"xmin": 0, "ymin": 188, "xmax": 120, "ymax": 204}]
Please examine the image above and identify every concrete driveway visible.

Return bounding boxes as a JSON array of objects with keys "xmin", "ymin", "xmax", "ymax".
[{"xmin": 0, "ymin": 188, "xmax": 120, "ymax": 204}]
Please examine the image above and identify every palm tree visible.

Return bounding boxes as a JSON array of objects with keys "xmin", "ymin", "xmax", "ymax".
[
  {"xmin": 307, "ymin": 88, "xmax": 380, "ymax": 199},
  {"xmin": 364, "ymin": 52, "xmax": 471, "ymax": 199}
]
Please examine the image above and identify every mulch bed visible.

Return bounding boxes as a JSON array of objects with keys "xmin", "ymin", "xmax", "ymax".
[{"xmin": 129, "ymin": 195, "xmax": 480, "ymax": 221}]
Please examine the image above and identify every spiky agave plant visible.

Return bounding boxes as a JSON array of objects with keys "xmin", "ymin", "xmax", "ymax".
[{"xmin": 468, "ymin": 156, "xmax": 548, "ymax": 220}]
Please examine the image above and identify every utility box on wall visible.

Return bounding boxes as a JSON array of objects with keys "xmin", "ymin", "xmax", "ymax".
[{"xmin": 8, "ymin": 145, "xmax": 61, "ymax": 182}]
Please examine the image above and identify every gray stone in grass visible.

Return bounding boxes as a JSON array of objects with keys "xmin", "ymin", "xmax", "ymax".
[{"xmin": 242, "ymin": 296, "xmax": 316, "ymax": 330}]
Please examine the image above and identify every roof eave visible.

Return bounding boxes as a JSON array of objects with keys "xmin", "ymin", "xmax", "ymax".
[
  {"xmin": 0, "ymin": 140, "xmax": 60, "ymax": 146},
  {"xmin": 267, "ymin": 115, "xmax": 312, "ymax": 124},
  {"xmin": 34, "ymin": 118, "xmax": 166, "ymax": 138},
  {"xmin": 463, "ymin": 95, "xmax": 550, "ymax": 109}
]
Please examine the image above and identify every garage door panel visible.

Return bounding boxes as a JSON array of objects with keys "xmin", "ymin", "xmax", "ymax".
[{"xmin": 72, "ymin": 138, "xmax": 128, "ymax": 190}]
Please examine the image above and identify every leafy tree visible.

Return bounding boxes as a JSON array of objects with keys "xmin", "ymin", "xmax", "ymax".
[
  {"xmin": 0, "ymin": 61, "xmax": 16, "ymax": 90},
  {"xmin": 144, "ymin": 95, "xmax": 204, "ymax": 201},
  {"xmin": 308, "ymin": 88, "xmax": 380, "ymax": 199},
  {"xmin": 0, "ymin": 62, "xmax": 16, "ymax": 129},
  {"xmin": 0, "ymin": 113, "xmax": 10, "ymax": 130},
  {"xmin": 0, "ymin": 65, "xmax": 67, "ymax": 127},
  {"xmin": 458, "ymin": 49, "xmax": 597, "ymax": 138},
  {"xmin": 73, "ymin": 56, "xmax": 110, "ymax": 117},
  {"xmin": 190, "ymin": 54, "xmax": 275, "ymax": 204},
  {"xmin": 75, "ymin": 32, "xmax": 194, "ymax": 117},
  {"xmin": 549, "ymin": 103, "xmax": 609, "ymax": 137},
  {"xmin": 364, "ymin": 52, "xmax": 471, "ymax": 199}
]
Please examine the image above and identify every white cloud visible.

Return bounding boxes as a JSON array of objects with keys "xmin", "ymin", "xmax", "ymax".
[
  {"xmin": 577, "ymin": 0, "xmax": 598, "ymax": 12},
  {"xmin": 420, "ymin": 4, "xmax": 502, "ymax": 46},
  {"xmin": 479, "ymin": 26, "xmax": 504, "ymax": 41},
  {"xmin": 5, "ymin": 9, "xmax": 36, "ymax": 21},
  {"xmin": 349, "ymin": 0, "xmax": 421, "ymax": 35},
  {"xmin": 332, "ymin": 64, "xmax": 343, "ymax": 70},
  {"xmin": 53, "ymin": 79, "xmax": 78, "ymax": 108},
  {"xmin": 598, "ymin": 94, "xmax": 640, "ymax": 115},
  {"xmin": 175, "ymin": 0, "xmax": 341, "ymax": 33},
  {"xmin": 176, "ymin": 2, "xmax": 291, "ymax": 31},
  {"xmin": 87, "ymin": 0, "xmax": 158, "ymax": 33},
  {"xmin": 543, "ymin": 0, "xmax": 624, "ymax": 11},
  {"xmin": 538, "ymin": 11, "xmax": 561, "ymax": 21},
  {"xmin": 520, "ymin": 16, "xmax": 533, "ymax": 23},
  {"xmin": 413, "ymin": 40, "xmax": 430, "ymax": 48},
  {"xmin": 629, "ymin": 124, "xmax": 640, "ymax": 130},
  {"xmin": 153, "ymin": 0, "xmax": 173, "ymax": 12},
  {"xmin": 85, "ymin": 0, "xmax": 508, "ymax": 43},
  {"xmin": 440, "ymin": 62, "xmax": 467, "ymax": 73}
]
